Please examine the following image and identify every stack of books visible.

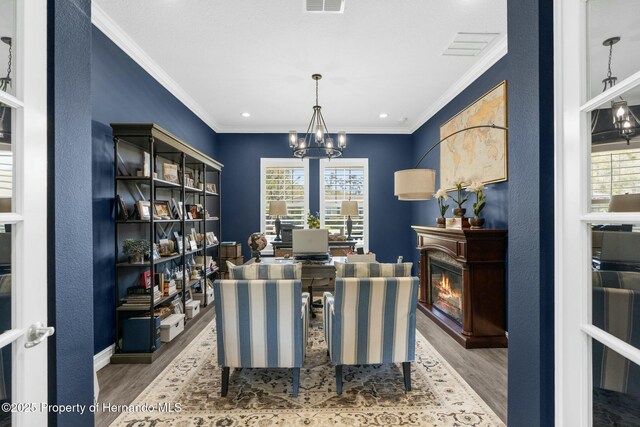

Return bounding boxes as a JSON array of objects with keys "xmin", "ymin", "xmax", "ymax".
[
  {"xmin": 163, "ymin": 279, "xmax": 177, "ymax": 297},
  {"xmin": 121, "ymin": 285, "xmax": 162, "ymax": 309}
]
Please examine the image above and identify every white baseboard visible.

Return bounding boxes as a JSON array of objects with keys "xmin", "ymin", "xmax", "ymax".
[{"xmin": 94, "ymin": 344, "xmax": 115, "ymax": 371}]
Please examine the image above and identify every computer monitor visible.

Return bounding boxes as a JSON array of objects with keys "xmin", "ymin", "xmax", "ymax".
[{"xmin": 292, "ymin": 229, "xmax": 329, "ymax": 255}]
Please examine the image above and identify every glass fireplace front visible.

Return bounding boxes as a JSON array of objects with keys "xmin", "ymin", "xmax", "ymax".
[{"xmin": 429, "ymin": 259, "xmax": 463, "ymax": 324}]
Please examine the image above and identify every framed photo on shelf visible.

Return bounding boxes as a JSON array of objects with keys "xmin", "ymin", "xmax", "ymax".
[
  {"xmin": 171, "ymin": 298, "xmax": 183, "ymax": 315},
  {"xmin": 115, "ymin": 194, "xmax": 128, "ymax": 221},
  {"xmin": 184, "ymin": 172, "xmax": 194, "ymax": 188},
  {"xmin": 152, "ymin": 244, "xmax": 161, "ymax": 260},
  {"xmin": 163, "ymin": 163, "xmax": 179, "ymax": 183},
  {"xmin": 153, "ymin": 201, "xmax": 172, "ymax": 220},
  {"xmin": 206, "ymin": 232, "xmax": 218, "ymax": 246},
  {"xmin": 136, "ymin": 200, "xmax": 151, "ymax": 220},
  {"xmin": 185, "ymin": 288, "xmax": 193, "ymax": 303}
]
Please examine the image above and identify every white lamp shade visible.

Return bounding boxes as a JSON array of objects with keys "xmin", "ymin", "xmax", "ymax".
[
  {"xmin": 340, "ymin": 200, "xmax": 359, "ymax": 216},
  {"xmin": 608, "ymin": 193, "xmax": 640, "ymax": 212},
  {"xmin": 269, "ymin": 200, "xmax": 288, "ymax": 216},
  {"xmin": 394, "ymin": 169, "xmax": 436, "ymax": 200}
]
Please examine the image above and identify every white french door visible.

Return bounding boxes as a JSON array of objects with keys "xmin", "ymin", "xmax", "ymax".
[
  {"xmin": 0, "ymin": 1, "xmax": 49, "ymax": 426},
  {"xmin": 555, "ymin": 0, "xmax": 640, "ymax": 425}
]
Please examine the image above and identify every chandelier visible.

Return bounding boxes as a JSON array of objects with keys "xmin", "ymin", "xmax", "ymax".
[
  {"xmin": 591, "ymin": 37, "xmax": 638, "ymax": 145},
  {"xmin": 289, "ymin": 74, "xmax": 346, "ymax": 159}
]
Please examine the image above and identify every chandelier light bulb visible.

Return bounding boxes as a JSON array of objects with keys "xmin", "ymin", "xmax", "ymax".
[
  {"xmin": 289, "ymin": 131, "xmax": 297, "ymax": 147},
  {"xmin": 616, "ymin": 106, "xmax": 626, "ymax": 117},
  {"xmin": 338, "ymin": 132, "xmax": 347, "ymax": 148},
  {"xmin": 623, "ymin": 120, "xmax": 631, "ymax": 129}
]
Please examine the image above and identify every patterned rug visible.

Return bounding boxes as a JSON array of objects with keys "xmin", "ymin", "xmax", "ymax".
[{"xmin": 110, "ymin": 311, "xmax": 504, "ymax": 426}]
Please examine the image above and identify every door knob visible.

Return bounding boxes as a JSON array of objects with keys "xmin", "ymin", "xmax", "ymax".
[{"xmin": 24, "ymin": 321, "xmax": 55, "ymax": 348}]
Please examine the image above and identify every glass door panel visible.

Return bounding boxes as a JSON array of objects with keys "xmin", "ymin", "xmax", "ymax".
[
  {"xmin": 587, "ymin": 0, "xmax": 640, "ymax": 99},
  {"xmin": 0, "ymin": 0, "xmax": 15, "ymax": 97},
  {"xmin": 593, "ymin": 344, "xmax": 640, "ymax": 425}
]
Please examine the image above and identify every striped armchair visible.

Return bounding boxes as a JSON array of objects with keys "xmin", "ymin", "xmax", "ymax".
[
  {"xmin": 213, "ymin": 278, "xmax": 309, "ymax": 397},
  {"xmin": 323, "ymin": 275, "xmax": 419, "ymax": 394},
  {"xmin": 592, "ymin": 270, "xmax": 640, "ymax": 396}
]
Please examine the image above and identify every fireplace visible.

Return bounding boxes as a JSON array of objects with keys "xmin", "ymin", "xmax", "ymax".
[
  {"xmin": 429, "ymin": 258, "xmax": 463, "ymax": 324},
  {"xmin": 413, "ymin": 226, "xmax": 507, "ymax": 348}
]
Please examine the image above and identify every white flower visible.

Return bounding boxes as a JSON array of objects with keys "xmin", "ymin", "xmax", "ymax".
[
  {"xmin": 434, "ymin": 188, "xmax": 448, "ymax": 200},
  {"xmin": 453, "ymin": 176, "xmax": 467, "ymax": 187},
  {"xmin": 466, "ymin": 181, "xmax": 486, "ymax": 193}
]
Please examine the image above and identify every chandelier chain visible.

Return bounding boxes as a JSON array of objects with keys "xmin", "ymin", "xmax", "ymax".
[{"xmin": 606, "ymin": 42, "xmax": 613, "ymax": 80}]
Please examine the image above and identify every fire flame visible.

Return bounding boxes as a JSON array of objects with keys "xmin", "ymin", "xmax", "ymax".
[{"xmin": 438, "ymin": 272, "xmax": 461, "ymax": 303}]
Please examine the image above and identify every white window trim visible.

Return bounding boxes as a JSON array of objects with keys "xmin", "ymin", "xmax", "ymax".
[
  {"xmin": 260, "ymin": 158, "xmax": 310, "ymax": 252},
  {"xmin": 319, "ymin": 158, "xmax": 369, "ymax": 253},
  {"xmin": 554, "ymin": 1, "xmax": 640, "ymax": 425}
]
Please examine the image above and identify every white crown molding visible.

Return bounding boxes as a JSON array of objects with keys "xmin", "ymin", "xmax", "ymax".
[
  {"xmin": 215, "ymin": 126, "xmax": 413, "ymax": 134},
  {"xmin": 91, "ymin": 1, "xmax": 221, "ymax": 132},
  {"xmin": 407, "ymin": 34, "xmax": 508, "ymax": 133},
  {"xmin": 94, "ymin": 343, "xmax": 114, "ymax": 371}
]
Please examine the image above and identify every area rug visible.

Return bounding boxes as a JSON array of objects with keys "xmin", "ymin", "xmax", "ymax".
[{"xmin": 110, "ymin": 311, "xmax": 504, "ymax": 426}]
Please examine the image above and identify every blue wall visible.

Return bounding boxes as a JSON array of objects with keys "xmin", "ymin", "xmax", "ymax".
[
  {"xmin": 48, "ymin": 1, "xmax": 95, "ymax": 426},
  {"xmin": 217, "ymin": 133, "xmax": 414, "ymax": 263},
  {"xmin": 410, "ymin": 0, "xmax": 555, "ymax": 424},
  {"xmin": 91, "ymin": 27, "xmax": 218, "ymax": 354}
]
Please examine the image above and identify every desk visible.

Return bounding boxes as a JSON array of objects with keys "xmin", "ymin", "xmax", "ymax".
[
  {"xmin": 271, "ymin": 240, "xmax": 357, "ymax": 257},
  {"xmin": 247, "ymin": 257, "xmax": 346, "ymax": 317}
]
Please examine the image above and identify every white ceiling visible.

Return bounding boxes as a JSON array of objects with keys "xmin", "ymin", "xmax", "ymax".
[{"xmin": 93, "ymin": 0, "xmax": 507, "ymax": 133}]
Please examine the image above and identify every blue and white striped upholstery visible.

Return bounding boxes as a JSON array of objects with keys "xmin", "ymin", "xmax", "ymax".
[
  {"xmin": 592, "ymin": 271, "xmax": 640, "ymax": 396},
  {"xmin": 213, "ymin": 279, "xmax": 308, "ymax": 368},
  {"xmin": 335, "ymin": 262, "xmax": 413, "ymax": 278},
  {"xmin": 227, "ymin": 262, "xmax": 302, "ymax": 280},
  {"xmin": 324, "ymin": 277, "xmax": 419, "ymax": 365}
]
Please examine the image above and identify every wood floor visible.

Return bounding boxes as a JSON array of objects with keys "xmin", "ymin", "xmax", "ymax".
[{"xmin": 95, "ymin": 308, "xmax": 507, "ymax": 427}]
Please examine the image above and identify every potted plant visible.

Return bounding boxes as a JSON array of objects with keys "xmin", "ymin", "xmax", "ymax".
[
  {"xmin": 449, "ymin": 178, "xmax": 468, "ymax": 218},
  {"xmin": 122, "ymin": 239, "xmax": 151, "ymax": 264},
  {"xmin": 307, "ymin": 211, "xmax": 320, "ymax": 229},
  {"xmin": 466, "ymin": 181, "xmax": 487, "ymax": 228},
  {"xmin": 433, "ymin": 188, "xmax": 449, "ymax": 228}
]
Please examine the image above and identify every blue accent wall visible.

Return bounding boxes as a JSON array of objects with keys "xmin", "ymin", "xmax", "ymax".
[
  {"xmin": 48, "ymin": 1, "xmax": 95, "ymax": 426},
  {"xmin": 217, "ymin": 133, "xmax": 414, "ymax": 263},
  {"xmin": 91, "ymin": 26, "xmax": 218, "ymax": 354},
  {"xmin": 410, "ymin": 0, "xmax": 554, "ymax": 424}
]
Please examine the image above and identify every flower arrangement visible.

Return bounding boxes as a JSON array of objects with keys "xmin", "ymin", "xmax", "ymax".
[
  {"xmin": 307, "ymin": 211, "xmax": 320, "ymax": 229},
  {"xmin": 466, "ymin": 181, "xmax": 486, "ymax": 217},
  {"xmin": 433, "ymin": 188, "xmax": 450, "ymax": 217},
  {"xmin": 449, "ymin": 177, "xmax": 469, "ymax": 216}
]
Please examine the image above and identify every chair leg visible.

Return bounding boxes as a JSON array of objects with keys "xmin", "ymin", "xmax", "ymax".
[
  {"xmin": 221, "ymin": 367, "xmax": 230, "ymax": 397},
  {"xmin": 335, "ymin": 365, "xmax": 343, "ymax": 395},
  {"xmin": 402, "ymin": 362, "xmax": 411, "ymax": 391},
  {"xmin": 292, "ymin": 368, "xmax": 300, "ymax": 397}
]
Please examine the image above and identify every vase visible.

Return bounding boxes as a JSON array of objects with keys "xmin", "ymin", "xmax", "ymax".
[
  {"xmin": 131, "ymin": 253, "xmax": 144, "ymax": 264},
  {"xmin": 453, "ymin": 207, "xmax": 466, "ymax": 218},
  {"xmin": 436, "ymin": 217, "xmax": 446, "ymax": 228},
  {"xmin": 469, "ymin": 216, "xmax": 485, "ymax": 229}
]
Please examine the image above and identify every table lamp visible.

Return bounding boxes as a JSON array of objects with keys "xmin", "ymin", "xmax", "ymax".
[
  {"xmin": 340, "ymin": 200, "xmax": 359, "ymax": 240},
  {"xmin": 269, "ymin": 201, "xmax": 288, "ymax": 241},
  {"xmin": 608, "ymin": 193, "xmax": 640, "ymax": 212}
]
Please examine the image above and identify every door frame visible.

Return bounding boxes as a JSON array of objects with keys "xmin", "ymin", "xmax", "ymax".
[{"xmin": 0, "ymin": 1, "xmax": 49, "ymax": 426}]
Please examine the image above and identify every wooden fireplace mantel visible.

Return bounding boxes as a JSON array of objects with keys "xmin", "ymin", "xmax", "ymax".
[{"xmin": 412, "ymin": 225, "xmax": 508, "ymax": 348}]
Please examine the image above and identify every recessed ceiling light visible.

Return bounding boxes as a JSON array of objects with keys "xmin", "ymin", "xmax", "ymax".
[
  {"xmin": 379, "ymin": 113, "xmax": 388, "ymax": 118},
  {"xmin": 241, "ymin": 112, "xmax": 251, "ymax": 118}
]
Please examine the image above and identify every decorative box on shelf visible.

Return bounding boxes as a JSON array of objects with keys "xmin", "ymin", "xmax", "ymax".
[
  {"xmin": 186, "ymin": 300, "xmax": 201, "ymax": 319},
  {"xmin": 122, "ymin": 316, "xmax": 161, "ymax": 353},
  {"xmin": 221, "ymin": 243, "xmax": 242, "ymax": 258},
  {"xmin": 194, "ymin": 286, "xmax": 213, "ymax": 305},
  {"xmin": 160, "ymin": 313, "xmax": 185, "ymax": 342}
]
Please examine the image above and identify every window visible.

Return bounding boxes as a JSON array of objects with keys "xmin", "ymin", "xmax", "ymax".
[
  {"xmin": 591, "ymin": 148, "xmax": 640, "ymax": 212},
  {"xmin": 260, "ymin": 158, "xmax": 309, "ymax": 251},
  {"xmin": 319, "ymin": 158, "xmax": 369, "ymax": 251}
]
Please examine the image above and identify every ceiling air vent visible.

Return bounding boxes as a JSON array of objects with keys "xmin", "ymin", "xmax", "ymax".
[
  {"xmin": 305, "ymin": 0, "xmax": 345, "ymax": 13},
  {"xmin": 443, "ymin": 32, "xmax": 499, "ymax": 57}
]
